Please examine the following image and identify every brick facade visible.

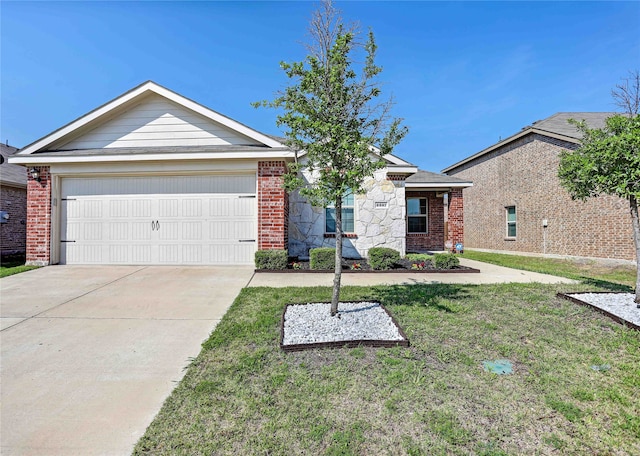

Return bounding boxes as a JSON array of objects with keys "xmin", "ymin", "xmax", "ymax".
[
  {"xmin": 25, "ymin": 166, "xmax": 52, "ymax": 265},
  {"xmin": 447, "ymin": 134, "xmax": 635, "ymax": 261},
  {"xmin": 405, "ymin": 191, "xmax": 446, "ymax": 252},
  {"xmin": 0, "ymin": 183, "xmax": 27, "ymax": 256},
  {"xmin": 447, "ymin": 188, "xmax": 464, "ymax": 250},
  {"xmin": 258, "ymin": 161, "xmax": 289, "ymax": 250}
]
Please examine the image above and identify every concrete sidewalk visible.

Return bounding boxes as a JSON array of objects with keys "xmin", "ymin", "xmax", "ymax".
[{"xmin": 247, "ymin": 258, "xmax": 578, "ymax": 287}]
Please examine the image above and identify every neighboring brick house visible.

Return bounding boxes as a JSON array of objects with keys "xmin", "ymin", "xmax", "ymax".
[
  {"xmin": 10, "ymin": 81, "xmax": 471, "ymax": 266},
  {"xmin": 0, "ymin": 143, "xmax": 27, "ymax": 257},
  {"xmin": 443, "ymin": 112, "xmax": 636, "ymax": 262}
]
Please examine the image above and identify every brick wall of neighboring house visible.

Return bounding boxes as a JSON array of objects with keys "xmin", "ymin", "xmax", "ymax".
[
  {"xmin": 0, "ymin": 184, "xmax": 27, "ymax": 256},
  {"xmin": 25, "ymin": 166, "xmax": 52, "ymax": 265},
  {"xmin": 406, "ymin": 191, "xmax": 445, "ymax": 252},
  {"xmin": 258, "ymin": 161, "xmax": 289, "ymax": 250},
  {"xmin": 447, "ymin": 134, "xmax": 635, "ymax": 261}
]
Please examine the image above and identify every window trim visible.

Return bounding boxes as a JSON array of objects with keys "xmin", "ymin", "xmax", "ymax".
[
  {"xmin": 407, "ymin": 197, "xmax": 428, "ymax": 234},
  {"xmin": 505, "ymin": 205, "xmax": 517, "ymax": 239},
  {"xmin": 325, "ymin": 193, "xmax": 355, "ymax": 234}
]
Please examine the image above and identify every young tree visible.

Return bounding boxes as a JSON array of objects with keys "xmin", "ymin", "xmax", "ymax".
[
  {"xmin": 558, "ymin": 114, "xmax": 640, "ymax": 304},
  {"xmin": 611, "ymin": 69, "xmax": 639, "ymax": 116},
  {"xmin": 256, "ymin": 0, "xmax": 407, "ymax": 315}
]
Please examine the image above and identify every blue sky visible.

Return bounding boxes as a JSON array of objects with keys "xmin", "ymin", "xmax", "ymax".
[{"xmin": 2, "ymin": 1, "xmax": 639, "ymax": 172}]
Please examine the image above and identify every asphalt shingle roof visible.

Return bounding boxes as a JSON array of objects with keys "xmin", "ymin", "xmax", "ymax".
[
  {"xmin": 443, "ymin": 112, "xmax": 620, "ymax": 173},
  {"xmin": 529, "ymin": 112, "xmax": 617, "ymax": 139},
  {"xmin": 405, "ymin": 170, "xmax": 472, "ymax": 185},
  {"xmin": 0, "ymin": 144, "xmax": 27, "ymax": 187}
]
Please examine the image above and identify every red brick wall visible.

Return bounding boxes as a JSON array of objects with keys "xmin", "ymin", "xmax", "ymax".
[
  {"xmin": 0, "ymin": 183, "xmax": 27, "ymax": 256},
  {"xmin": 447, "ymin": 134, "xmax": 635, "ymax": 261},
  {"xmin": 258, "ymin": 161, "xmax": 289, "ymax": 250},
  {"xmin": 406, "ymin": 191, "xmax": 446, "ymax": 252},
  {"xmin": 26, "ymin": 166, "xmax": 51, "ymax": 265},
  {"xmin": 447, "ymin": 188, "xmax": 464, "ymax": 249}
]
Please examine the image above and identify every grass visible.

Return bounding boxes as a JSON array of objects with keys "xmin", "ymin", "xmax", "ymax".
[
  {"xmin": 134, "ymin": 280, "xmax": 640, "ymax": 455},
  {"xmin": 0, "ymin": 255, "xmax": 38, "ymax": 278},
  {"xmin": 462, "ymin": 250, "xmax": 636, "ymax": 290}
]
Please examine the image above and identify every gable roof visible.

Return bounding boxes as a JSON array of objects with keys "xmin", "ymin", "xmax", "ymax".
[
  {"xmin": 442, "ymin": 112, "xmax": 617, "ymax": 174},
  {"xmin": 15, "ymin": 81, "xmax": 288, "ymax": 157},
  {"xmin": 0, "ymin": 144, "xmax": 27, "ymax": 188},
  {"xmin": 405, "ymin": 170, "xmax": 472, "ymax": 188}
]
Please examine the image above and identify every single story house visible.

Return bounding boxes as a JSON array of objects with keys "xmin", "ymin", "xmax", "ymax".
[
  {"xmin": 10, "ymin": 81, "xmax": 471, "ymax": 266},
  {"xmin": 443, "ymin": 112, "xmax": 636, "ymax": 262},
  {"xmin": 1, "ymin": 143, "xmax": 28, "ymax": 257}
]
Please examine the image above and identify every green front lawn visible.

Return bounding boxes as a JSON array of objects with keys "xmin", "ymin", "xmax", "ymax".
[
  {"xmin": 135, "ymin": 282, "xmax": 640, "ymax": 455},
  {"xmin": 462, "ymin": 250, "xmax": 636, "ymax": 290},
  {"xmin": 0, "ymin": 256, "xmax": 39, "ymax": 278}
]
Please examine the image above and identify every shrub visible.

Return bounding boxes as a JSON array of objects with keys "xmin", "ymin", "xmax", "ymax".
[
  {"xmin": 310, "ymin": 248, "xmax": 336, "ymax": 270},
  {"xmin": 368, "ymin": 247, "xmax": 400, "ymax": 270},
  {"xmin": 433, "ymin": 253, "xmax": 460, "ymax": 269},
  {"xmin": 405, "ymin": 253, "xmax": 433, "ymax": 262},
  {"xmin": 254, "ymin": 250, "xmax": 288, "ymax": 270}
]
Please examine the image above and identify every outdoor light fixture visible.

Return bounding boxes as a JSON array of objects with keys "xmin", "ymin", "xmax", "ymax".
[{"xmin": 29, "ymin": 168, "xmax": 41, "ymax": 182}]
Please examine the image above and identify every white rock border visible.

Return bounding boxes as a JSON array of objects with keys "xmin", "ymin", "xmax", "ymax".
[
  {"xmin": 558, "ymin": 292, "xmax": 640, "ymax": 330},
  {"xmin": 280, "ymin": 301, "xmax": 409, "ymax": 352}
]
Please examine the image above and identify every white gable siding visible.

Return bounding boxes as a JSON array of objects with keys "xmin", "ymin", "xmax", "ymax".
[{"xmin": 57, "ymin": 95, "xmax": 262, "ymax": 150}]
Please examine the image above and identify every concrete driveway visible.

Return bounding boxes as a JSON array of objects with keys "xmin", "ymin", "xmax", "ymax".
[{"xmin": 1, "ymin": 265, "xmax": 253, "ymax": 456}]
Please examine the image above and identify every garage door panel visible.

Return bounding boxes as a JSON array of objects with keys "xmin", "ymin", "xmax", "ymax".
[
  {"xmin": 182, "ymin": 222, "xmax": 203, "ymax": 240},
  {"xmin": 131, "ymin": 200, "xmax": 152, "ymax": 218},
  {"xmin": 158, "ymin": 245, "xmax": 180, "ymax": 263},
  {"xmin": 61, "ymin": 175, "xmax": 257, "ymax": 265},
  {"xmin": 182, "ymin": 199, "xmax": 202, "ymax": 217},
  {"xmin": 109, "ymin": 223, "xmax": 129, "ymax": 241},
  {"xmin": 109, "ymin": 245, "xmax": 129, "ymax": 263},
  {"xmin": 131, "ymin": 245, "xmax": 152, "ymax": 263},
  {"xmin": 132, "ymin": 222, "xmax": 152, "ymax": 240}
]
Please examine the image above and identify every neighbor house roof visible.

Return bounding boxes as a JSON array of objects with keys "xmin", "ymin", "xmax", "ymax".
[
  {"xmin": 405, "ymin": 170, "xmax": 472, "ymax": 188},
  {"xmin": 0, "ymin": 144, "xmax": 27, "ymax": 188},
  {"xmin": 442, "ymin": 112, "xmax": 617, "ymax": 174}
]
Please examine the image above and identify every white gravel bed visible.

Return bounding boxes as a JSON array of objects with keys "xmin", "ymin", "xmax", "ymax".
[
  {"xmin": 567, "ymin": 292, "xmax": 639, "ymax": 328},
  {"xmin": 282, "ymin": 301, "xmax": 405, "ymax": 346}
]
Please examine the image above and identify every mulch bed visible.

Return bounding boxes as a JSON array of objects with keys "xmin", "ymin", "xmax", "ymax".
[{"xmin": 257, "ymin": 258, "xmax": 479, "ymax": 273}]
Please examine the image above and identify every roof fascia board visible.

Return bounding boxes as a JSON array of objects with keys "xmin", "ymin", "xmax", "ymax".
[
  {"xmin": 442, "ymin": 128, "xmax": 580, "ymax": 173},
  {"xmin": 0, "ymin": 180, "xmax": 27, "ymax": 189},
  {"xmin": 386, "ymin": 165, "xmax": 418, "ymax": 173},
  {"xmin": 18, "ymin": 81, "xmax": 284, "ymax": 155},
  {"xmin": 9, "ymin": 150, "xmax": 295, "ymax": 165}
]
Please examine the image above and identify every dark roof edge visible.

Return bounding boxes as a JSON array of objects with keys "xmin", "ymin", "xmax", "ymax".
[{"xmin": 441, "ymin": 127, "xmax": 579, "ymax": 174}]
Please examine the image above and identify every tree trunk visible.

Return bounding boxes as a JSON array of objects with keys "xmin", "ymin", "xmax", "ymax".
[
  {"xmin": 630, "ymin": 195, "xmax": 640, "ymax": 305},
  {"xmin": 331, "ymin": 197, "xmax": 342, "ymax": 316}
]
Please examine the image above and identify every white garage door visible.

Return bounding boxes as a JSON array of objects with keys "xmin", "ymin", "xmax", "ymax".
[{"xmin": 60, "ymin": 175, "xmax": 256, "ymax": 265}]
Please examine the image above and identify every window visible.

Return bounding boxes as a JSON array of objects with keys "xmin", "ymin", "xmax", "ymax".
[
  {"xmin": 325, "ymin": 193, "xmax": 354, "ymax": 233},
  {"xmin": 407, "ymin": 197, "xmax": 428, "ymax": 233},
  {"xmin": 506, "ymin": 206, "xmax": 516, "ymax": 238}
]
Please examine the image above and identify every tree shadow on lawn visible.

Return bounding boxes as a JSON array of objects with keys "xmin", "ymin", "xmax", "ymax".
[
  {"xmin": 576, "ymin": 277, "xmax": 633, "ymax": 293},
  {"xmin": 368, "ymin": 283, "xmax": 471, "ymax": 312}
]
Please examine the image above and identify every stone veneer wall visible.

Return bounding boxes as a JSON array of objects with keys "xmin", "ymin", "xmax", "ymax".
[
  {"xmin": 447, "ymin": 134, "xmax": 635, "ymax": 261},
  {"xmin": 289, "ymin": 169, "xmax": 406, "ymax": 259},
  {"xmin": 0, "ymin": 183, "xmax": 27, "ymax": 256},
  {"xmin": 26, "ymin": 166, "xmax": 52, "ymax": 265}
]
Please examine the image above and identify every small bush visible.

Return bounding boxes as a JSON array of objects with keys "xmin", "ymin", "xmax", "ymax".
[
  {"xmin": 405, "ymin": 253, "xmax": 433, "ymax": 262},
  {"xmin": 368, "ymin": 247, "xmax": 400, "ymax": 270},
  {"xmin": 433, "ymin": 253, "xmax": 460, "ymax": 269},
  {"xmin": 254, "ymin": 250, "xmax": 288, "ymax": 270},
  {"xmin": 310, "ymin": 248, "xmax": 336, "ymax": 270}
]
